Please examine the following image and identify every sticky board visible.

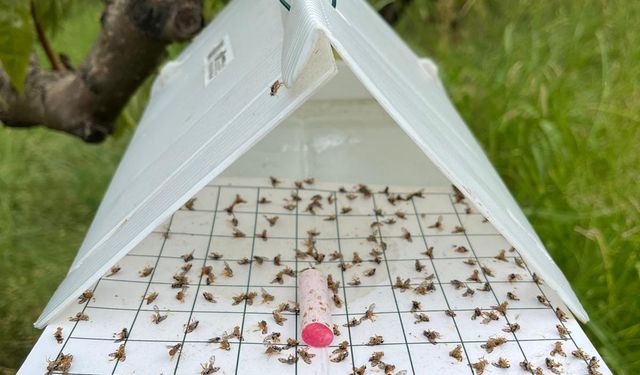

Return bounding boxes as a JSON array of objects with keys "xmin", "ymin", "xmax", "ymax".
[{"xmin": 20, "ymin": 178, "xmax": 610, "ymax": 375}]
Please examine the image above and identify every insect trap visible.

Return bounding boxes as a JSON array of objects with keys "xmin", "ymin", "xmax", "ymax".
[{"xmin": 20, "ymin": 0, "xmax": 610, "ymax": 374}]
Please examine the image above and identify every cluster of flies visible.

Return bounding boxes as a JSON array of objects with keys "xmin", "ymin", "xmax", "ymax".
[{"xmin": 49, "ymin": 178, "xmax": 600, "ymax": 375}]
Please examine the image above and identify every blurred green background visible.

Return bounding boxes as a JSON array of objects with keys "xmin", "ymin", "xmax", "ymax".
[{"xmin": 0, "ymin": 0, "xmax": 638, "ymax": 374}]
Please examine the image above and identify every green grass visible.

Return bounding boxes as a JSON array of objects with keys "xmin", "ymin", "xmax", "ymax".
[{"xmin": 0, "ymin": 0, "xmax": 638, "ymax": 374}]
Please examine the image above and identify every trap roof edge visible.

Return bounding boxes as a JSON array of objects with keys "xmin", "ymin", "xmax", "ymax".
[{"xmin": 34, "ymin": 0, "xmax": 587, "ymax": 328}]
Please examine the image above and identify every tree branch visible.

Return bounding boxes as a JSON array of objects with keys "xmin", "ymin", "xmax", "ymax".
[
  {"xmin": 30, "ymin": 0, "xmax": 64, "ymax": 72},
  {"xmin": 0, "ymin": 0, "xmax": 203, "ymax": 143}
]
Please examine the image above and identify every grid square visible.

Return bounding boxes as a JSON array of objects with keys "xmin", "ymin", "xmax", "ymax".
[
  {"xmin": 345, "ymin": 286, "xmax": 397, "ymax": 314},
  {"xmin": 409, "ymin": 342, "xmax": 470, "ymax": 373},
  {"xmin": 212, "ymin": 211, "xmax": 256, "ymax": 237},
  {"xmin": 380, "ymin": 237, "xmax": 431, "ymax": 260},
  {"xmin": 519, "ymin": 340, "xmax": 588, "ymax": 374},
  {"xmin": 413, "ymin": 194, "xmax": 456, "ymax": 214},
  {"xmin": 506, "ymin": 309, "xmax": 565, "ymax": 340},
  {"xmin": 347, "ymin": 312, "xmax": 407, "ymax": 345},
  {"xmin": 256, "ymin": 188, "xmax": 298, "ymax": 215},
  {"xmin": 378, "ymin": 215, "xmax": 422, "ymax": 239},
  {"xmin": 297, "ymin": 189, "xmax": 337, "ymax": 216},
  {"xmin": 112, "ymin": 340, "xmax": 182, "ymax": 374},
  {"xmin": 170, "ymin": 210, "xmax": 214, "ymax": 235},
  {"xmin": 464, "ymin": 341, "xmax": 525, "ymax": 374},
  {"xmin": 335, "ymin": 192, "xmax": 375, "ymax": 215},
  {"xmin": 128, "ymin": 232, "xmax": 165, "ymax": 256},
  {"xmin": 179, "ymin": 186, "xmax": 219, "ymax": 211},
  {"xmin": 457, "ymin": 214, "xmax": 500, "ymax": 235},
  {"xmin": 236, "ymin": 343, "xmax": 296, "ymax": 374},
  {"xmin": 193, "ymin": 285, "xmax": 253, "ymax": 313},
  {"xmin": 441, "ymin": 283, "xmax": 499, "ymax": 311},
  {"xmin": 342, "ymin": 262, "xmax": 390, "ymax": 287},
  {"xmin": 255, "ymin": 213, "xmax": 296, "ymax": 238},
  {"xmin": 88, "ymin": 279, "xmax": 148, "ymax": 310},
  {"xmin": 176, "ymin": 342, "xmax": 240, "ymax": 374},
  {"xmin": 143, "ymin": 283, "xmax": 197, "ymax": 311},
  {"xmin": 150, "ymin": 257, "xmax": 200, "ymax": 284},
  {"xmin": 401, "ymin": 311, "xmax": 460, "ymax": 344},
  {"xmin": 61, "ymin": 338, "xmax": 119, "ymax": 373},
  {"xmin": 252, "ymin": 238, "xmax": 296, "ymax": 261},
  {"xmin": 297, "ymin": 214, "xmax": 338, "ymax": 239},
  {"xmin": 128, "ymin": 310, "xmax": 191, "ymax": 341},
  {"xmin": 245, "ymin": 286, "xmax": 296, "ymax": 313},
  {"xmin": 208, "ymin": 236, "xmax": 254, "ymax": 261},
  {"xmin": 419, "ymin": 214, "xmax": 463, "ymax": 236},
  {"xmin": 217, "ymin": 186, "xmax": 258, "ymax": 213},
  {"xmin": 394, "ymin": 283, "xmax": 449, "ymax": 312},
  {"xmin": 432, "ymin": 258, "xmax": 487, "ymax": 283},
  {"xmin": 202, "ymin": 259, "xmax": 251, "ymax": 286},
  {"xmin": 373, "ymin": 192, "xmax": 416, "ymax": 213},
  {"xmin": 336, "ymin": 215, "xmax": 377, "ymax": 238},
  {"xmin": 466, "ymin": 235, "xmax": 512, "ymax": 257},
  {"xmin": 72, "ymin": 307, "xmax": 136, "ymax": 340},
  {"xmin": 352, "ymin": 343, "xmax": 413, "ymax": 374},
  {"xmin": 241, "ymin": 311, "xmax": 297, "ymax": 344},
  {"xmin": 161, "ymin": 233, "xmax": 211, "ymax": 259},
  {"xmin": 101, "ymin": 255, "xmax": 158, "ymax": 282},
  {"xmin": 249, "ymin": 263, "xmax": 296, "ymax": 288},
  {"xmin": 476, "ymin": 258, "xmax": 530, "ymax": 282},
  {"xmin": 422, "ymin": 235, "xmax": 472, "ymax": 259},
  {"xmin": 386, "ymin": 260, "xmax": 435, "ymax": 284}
]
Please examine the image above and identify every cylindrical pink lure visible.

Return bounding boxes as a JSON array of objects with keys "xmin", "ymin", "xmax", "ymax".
[{"xmin": 298, "ymin": 268, "xmax": 334, "ymax": 347}]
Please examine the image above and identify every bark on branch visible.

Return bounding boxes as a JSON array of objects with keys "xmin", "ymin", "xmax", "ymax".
[{"xmin": 0, "ymin": 0, "xmax": 203, "ymax": 143}]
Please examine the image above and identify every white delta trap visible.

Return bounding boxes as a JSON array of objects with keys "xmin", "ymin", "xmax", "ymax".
[{"xmin": 21, "ymin": 0, "xmax": 611, "ymax": 374}]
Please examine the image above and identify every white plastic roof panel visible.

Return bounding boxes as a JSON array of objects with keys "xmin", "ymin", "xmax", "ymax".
[{"xmin": 35, "ymin": 0, "xmax": 586, "ymax": 328}]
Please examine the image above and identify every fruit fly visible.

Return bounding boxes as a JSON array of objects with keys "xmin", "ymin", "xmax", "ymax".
[
  {"xmin": 113, "ymin": 328, "xmax": 128, "ymax": 343},
  {"xmin": 298, "ymin": 347, "xmax": 315, "ymax": 364},
  {"xmin": 200, "ymin": 356, "xmax": 221, "ymax": 374},
  {"xmin": 106, "ymin": 265, "xmax": 121, "ymax": 277},
  {"xmin": 470, "ymin": 359, "xmax": 491, "ymax": 375},
  {"xmin": 264, "ymin": 215, "xmax": 279, "ymax": 226},
  {"xmin": 167, "ymin": 343, "xmax": 182, "ymax": 359},
  {"xmin": 367, "ymin": 334, "xmax": 384, "ymax": 346},
  {"xmin": 423, "ymin": 330, "xmax": 440, "ymax": 344},
  {"xmin": 272, "ymin": 310, "xmax": 287, "ymax": 326},
  {"xmin": 494, "ymin": 249, "xmax": 507, "ymax": 262},
  {"xmin": 176, "ymin": 288, "xmax": 187, "ymax": 302},
  {"xmin": 550, "ymin": 341, "xmax": 566, "ymax": 357},
  {"xmin": 181, "ymin": 250, "xmax": 195, "ymax": 262},
  {"xmin": 492, "ymin": 358, "xmax": 510, "ymax": 369},
  {"xmin": 257, "ymin": 320, "xmax": 268, "ymax": 334},
  {"xmin": 184, "ymin": 198, "xmax": 197, "ymax": 211},
  {"xmin": 69, "ymin": 312, "xmax": 89, "ymax": 322},
  {"xmin": 77, "ymin": 290, "xmax": 94, "ymax": 304},
  {"xmin": 139, "ymin": 266, "xmax": 154, "ymax": 278},
  {"xmin": 151, "ymin": 306, "xmax": 167, "ymax": 324},
  {"xmin": 185, "ymin": 319, "xmax": 199, "ymax": 333},
  {"xmin": 428, "ymin": 216, "xmax": 443, "ymax": 230},
  {"xmin": 481, "ymin": 337, "xmax": 507, "ymax": 353},
  {"xmin": 401, "ymin": 227, "xmax": 412, "ymax": 242},
  {"xmin": 223, "ymin": 262, "xmax": 233, "ymax": 277},
  {"xmin": 54, "ymin": 327, "xmax": 63, "ymax": 344},
  {"xmin": 449, "ymin": 345, "xmax": 463, "ymax": 362},
  {"xmin": 203, "ymin": 291, "xmax": 216, "ymax": 303},
  {"xmin": 261, "ymin": 288, "xmax": 274, "ymax": 303},
  {"xmin": 414, "ymin": 313, "xmax": 430, "ymax": 323},
  {"xmin": 278, "ymin": 354, "xmax": 298, "ymax": 365},
  {"xmin": 108, "ymin": 344, "xmax": 126, "ymax": 361}
]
